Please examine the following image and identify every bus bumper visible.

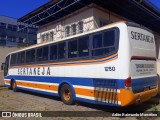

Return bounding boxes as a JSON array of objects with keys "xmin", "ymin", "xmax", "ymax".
[{"xmin": 119, "ymin": 86, "xmax": 158, "ymax": 107}]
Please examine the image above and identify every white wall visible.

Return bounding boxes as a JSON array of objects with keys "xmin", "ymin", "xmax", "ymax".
[
  {"xmin": 37, "ymin": 7, "xmax": 94, "ymax": 43},
  {"xmin": 37, "ymin": 4, "xmax": 127, "ymax": 43}
]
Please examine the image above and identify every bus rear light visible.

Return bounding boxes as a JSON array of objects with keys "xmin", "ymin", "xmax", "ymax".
[{"xmin": 125, "ymin": 77, "xmax": 132, "ymax": 88}]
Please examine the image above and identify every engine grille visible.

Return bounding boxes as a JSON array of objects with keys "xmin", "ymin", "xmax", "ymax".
[{"xmin": 93, "ymin": 79, "xmax": 119, "ymax": 104}]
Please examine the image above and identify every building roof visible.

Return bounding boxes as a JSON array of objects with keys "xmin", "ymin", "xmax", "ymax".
[{"xmin": 18, "ymin": 0, "xmax": 160, "ymax": 33}]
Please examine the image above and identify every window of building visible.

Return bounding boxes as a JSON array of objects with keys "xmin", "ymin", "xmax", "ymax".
[
  {"xmin": 18, "ymin": 38, "xmax": 24, "ymax": 43},
  {"xmin": 46, "ymin": 33, "xmax": 49, "ymax": 41},
  {"xmin": 44, "ymin": 34, "xmax": 47, "ymax": 41},
  {"xmin": 50, "ymin": 44, "xmax": 57, "ymax": 60},
  {"xmin": 28, "ymin": 28, "xmax": 37, "ymax": 34},
  {"xmin": 12, "ymin": 37, "xmax": 17, "ymax": 42},
  {"xmin": 7, "ymin": 36, "xmax": 16, "ymax": 42},
  {"xmin": 65, "ymin": 26, "xmax": 70, "ymax": 37},
  {"xmin": 78, "ymin": 21, "xmax": 83, "ymax": 33},
  {"xmin": 58, "ymin": 42, "xmax": 66, "ymax": 59},
  {"xmin": 68, "ymin": 39, "xmax": 77, "ymax": 58},
  {"xmin": 41, "ymin": 34, "xmax": 45, "ymax": 42},
  {"xmin": 71, "ymin": 24, "xmax": 76, "ymax": 35},
  {"xmin": 0, "ymin": 34, "xmax": 6, "ymax": 40},
  {"xmin": 7, "ymin": 24, "xmax": 13, "ymax": 30},
  {"xmin": 78, "ymin": 36, "xmax": 89, "ymax": 57},
  {"xmin": 7, "ymin": 36, "xmax": 13, "ymax": 42},
  {"xmin": 50, "ymin": 31, "xmax": 54, "ymax": 41},
  {"xmin": 12, "ymin": 25, "xmax": 17, "ymax": 31},
  {"xmin": 0, "ymin": 22, "xmax": 6, "ymax": 29},
  {"xmin": 18, "ymin": 25, "xmax": 25, "ymax": 31}
]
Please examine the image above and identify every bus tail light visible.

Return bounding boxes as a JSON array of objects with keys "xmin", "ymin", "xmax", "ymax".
[{"xmin": 125, "ymin": 77, "xmax": 132, "ymax": 89}]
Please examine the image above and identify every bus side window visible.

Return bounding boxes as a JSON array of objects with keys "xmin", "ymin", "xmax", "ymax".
[
  {"xmin": 92, "ymin": 33, "xmax": 103, "ymax": 56},
  {"xmin": 11, "ymin": 53, "xmax": 17, "ymax": 66},
  {"xmin": 103, "ymin": 30, "xmax": 115, "ymax": 47},
  {"xmin": 68, "ymin": 39, "xmax": 78, "ymax": 58},
  {"xmin": 17, "ymin": 52, "xmax": 25, "ymax": 64},
  {"xmin": 92, "ymin": 34, "xmax": 102, "ymax": 49},
  {"xmin": 30, "ymin": 49, "xmax": 35, "ymax": 62},
  {"xmin": 26, "ymin": 50, "xmax": 31, "ymax": 63},
  {"xmin": 92, "ymin": 30, "xmax": 116, "ymax": 56},
  {"xmin": 21, "ymin": 51, "xmax": 25, "ymax": 63},
  {"xmin": 50, "ymin": 45, "xmax": 58, "ymax": 60},
  {"xmin": 58, "ymin": 42, "xmax": 66, "ymax": 59},
  {"xmin": 42, "ymin": 46, "xmax": 49, "ymax": 61},
  {"xmin": 78, "ymin": 36, "xmax": 89, "ymax": 57},
  {"xmin": 26, "ymin": 49, "xmax": 35, "ymax": 63},
  {"xmin": 37, "ymin": 48, "xmax": 43, "ymax": 61}
]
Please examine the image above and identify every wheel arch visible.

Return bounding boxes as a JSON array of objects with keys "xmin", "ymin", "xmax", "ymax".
[
  {"xmin": 58, "ymin": 81, "xmax": 76, "ymax": 100},
  {"xmin": 10, "ymin": 78, "xmax": 15, "ymax": 89}
]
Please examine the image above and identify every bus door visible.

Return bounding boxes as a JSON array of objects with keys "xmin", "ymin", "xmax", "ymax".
[{"xmin": 4, "ymin": 55, "xmax": 10, "ymax": 76}]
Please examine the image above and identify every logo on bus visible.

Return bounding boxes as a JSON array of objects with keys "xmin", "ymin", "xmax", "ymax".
[
  {"xmin": 17, "ymin": 67, "xmax": 51, "ymax": 76},
  {"xmin": 131, "ymin": 31, "xmax": 154, "ymax": 44}
]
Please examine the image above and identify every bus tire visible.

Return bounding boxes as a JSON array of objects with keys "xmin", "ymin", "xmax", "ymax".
[
  {"xmin": 60, "ymin": 84, "xmax": 74, "ymax": 105},
  {"xmin": 11, "ymin": 80, "xmax": 18, "ymax": 92}
]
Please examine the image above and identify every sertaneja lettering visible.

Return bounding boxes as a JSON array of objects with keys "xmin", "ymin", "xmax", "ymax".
[
  {"xmin": 131, "ymin": 31, "xmax": 154, "ymax": 43},
  {"xmin": 17, "ymin": 67, "xmax": 51, "ymax": 76}
]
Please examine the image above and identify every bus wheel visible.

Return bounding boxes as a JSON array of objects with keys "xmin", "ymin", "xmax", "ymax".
[
  {"xmin": 60, "ymin": 84, "xmax": 74, "ymax": 105},
  {"xmin": 11, "ymin": 80, "xmax": 18, "ymax": 92}
]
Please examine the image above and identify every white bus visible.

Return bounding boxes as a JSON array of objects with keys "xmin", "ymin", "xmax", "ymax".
[{"xmin": 1, "ymin": 21, "xmax": 158, "ymax": 107}]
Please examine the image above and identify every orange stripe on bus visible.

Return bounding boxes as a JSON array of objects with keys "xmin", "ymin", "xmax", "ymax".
[
  {"xmin": 5, "ymin": 80, "xmax": 10, "ymax": 84},
  {"xmin": 16, "ymin": 81, "xmax": 58, "ymax": 91},
  {"xmin": 75, "ymin": 88, "xmax": 119, "ymax": 101}
]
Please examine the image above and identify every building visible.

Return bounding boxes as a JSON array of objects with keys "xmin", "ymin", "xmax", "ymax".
[
  {"xmin": 0, "ymin": 15, "xmax": 37, "ymax": 47},
  {"xmin": 18, "ymin": 0, "xmax": 160, "ymax": 69},
  {"xmin": 0, "ymin": 15, "xmax": 37, "ymax": 72}
]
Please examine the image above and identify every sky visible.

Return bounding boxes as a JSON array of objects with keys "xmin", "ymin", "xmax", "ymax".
[
  {"xmin": 0, "ymin": 0, "xmax": 159, "ymax": 19},
  {"xmin": 0, "ymin": 0, "xmax": 50, "ymax": 18}
]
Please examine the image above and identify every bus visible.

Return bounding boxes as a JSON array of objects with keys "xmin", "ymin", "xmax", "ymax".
[{"xmin": 1, "ymin": 21, "xmax": 158, "ymax": 107}]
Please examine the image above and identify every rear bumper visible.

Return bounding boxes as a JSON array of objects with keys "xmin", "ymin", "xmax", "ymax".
[{"xmin": 119, "ymin": 86, "xmax": 158, "ymax": 106}]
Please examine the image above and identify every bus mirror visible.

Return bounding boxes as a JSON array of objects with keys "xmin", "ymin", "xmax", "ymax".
[{"xmin": 1, "ymin": 63, "xmax": 5, "ymax": 70}]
